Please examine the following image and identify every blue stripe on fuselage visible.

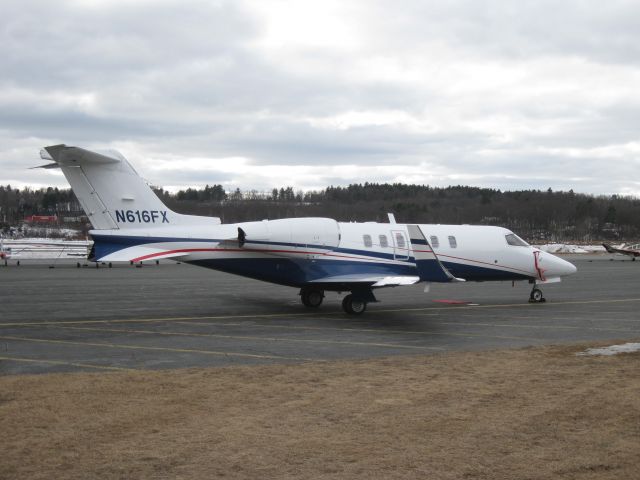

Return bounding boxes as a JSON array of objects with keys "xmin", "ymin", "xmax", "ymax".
[
  {"xmin": 443, "ymin": 261, "xmax": 530, "ymax": 281},
  {"xmin": 90, "ymin": 233, "xmax": 406, "ymax": 263}
]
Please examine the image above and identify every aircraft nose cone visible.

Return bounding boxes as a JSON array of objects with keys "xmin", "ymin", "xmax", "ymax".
[
  {"xmin": 545, "ymin": 252, "xmax": 577, "ymax": 277},
  {"xmin": 564, "ymin": 259, "xmax": 578, "ymax": 276}
]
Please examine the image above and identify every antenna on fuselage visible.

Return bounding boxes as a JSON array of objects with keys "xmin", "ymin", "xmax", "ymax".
[{"xmin": 387, "ymin": 213, "xmax": 397, "ymax": 224}]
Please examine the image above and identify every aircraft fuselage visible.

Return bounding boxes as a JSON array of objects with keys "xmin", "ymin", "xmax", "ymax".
[{"xmin": 91, "ymin": 218, "xmax": 575, "ymax": 289}]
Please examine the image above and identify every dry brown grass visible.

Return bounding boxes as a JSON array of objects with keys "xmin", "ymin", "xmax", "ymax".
[{"xmin": 2, "ymin": 343, "xmax": 640, "ymax": 480}]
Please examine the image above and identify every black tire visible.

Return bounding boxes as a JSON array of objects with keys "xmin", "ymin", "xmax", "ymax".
[
  {"xmin": 301, "ymin": 288, "xmax": 324, "ymax": 308},
  {"xmin": 530, "ymin": 288, "xmax": 544, "ymax": 303},
  {"xmin": 342, "ymin": 294, "xmax": 367, "ymax": 315}
]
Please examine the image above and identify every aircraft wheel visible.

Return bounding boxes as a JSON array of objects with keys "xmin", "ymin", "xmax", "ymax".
[
  {"xmin": 301, "ymin": 288, "xmax": 324, "ymax": 308},
  {"xmin": 529, "ymin": 288, "xmax": 545, "ymax": 303},
  {"xmin": 342, "ymin": 294, "xmax": 367, "ymax": 315}
]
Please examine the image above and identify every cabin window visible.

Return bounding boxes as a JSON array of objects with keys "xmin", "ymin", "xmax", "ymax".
[
  {"xmin": 363, "ymin": 234, "xmax": 373, "ymax": 248},
  {"xmin": 448, "ymin": 236, "xmax": 457, "ymax": 248},
  {"xmin": 505, "ymin": 233, "xmax": 529, "ymax": 247},
  {"xmin": 430, "ymin": 235, "xmax": 439, "ymax": 248},
  {"xmin": 379, "ymin": 235, "xmax": 388, "ymax": 248},
  {"xmin": 395, "ymin": 232, "xmax": 406, "ymax": 249}
]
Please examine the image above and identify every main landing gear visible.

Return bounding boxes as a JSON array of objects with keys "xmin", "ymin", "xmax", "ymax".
[
  {"xmin": 341, "ymin": 294, "xmax": 367, "ymax": 315},
  {"xmin": 299, "ymin": 287, "xmax": 374, "ymax": 315},
  {"xmin": 529, "ymin": 286, "xmax": 546, "ymax": 303},
  {"xmin": 299, "ymin": 287, "xmax": 324, "ymax": 308}
]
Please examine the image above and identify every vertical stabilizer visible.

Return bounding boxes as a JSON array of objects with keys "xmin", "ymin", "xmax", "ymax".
[{"xmin": 40, "ymin": 145, "xmax": 220, "ymax": 230}]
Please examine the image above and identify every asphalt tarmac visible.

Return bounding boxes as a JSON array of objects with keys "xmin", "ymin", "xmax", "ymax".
[{"xmin": 1, "ymin": 254, "xmax": 639, "ymax": 374}]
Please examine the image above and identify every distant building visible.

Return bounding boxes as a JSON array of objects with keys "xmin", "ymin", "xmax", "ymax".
[{"xmin": 24, "ymin": 215, "xmax": 58, "ymax": 224}]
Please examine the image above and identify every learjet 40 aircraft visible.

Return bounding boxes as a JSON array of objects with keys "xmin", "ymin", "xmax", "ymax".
[{"xmin": 38, "ymin": 145, "xmax": 577, "ymax": 314}]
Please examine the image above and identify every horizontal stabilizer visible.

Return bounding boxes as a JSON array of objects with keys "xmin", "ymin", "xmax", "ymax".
[
  {"xmin": 41, "ymin": 145, "xmax": 121, "ymax": 165},
  {"xmin": 31, "ymin": 162, "xmax": 60, "ymax": 170},
  {"xmin": 407, "ymin": 225, "xmax": 465, "ymax": 283}
]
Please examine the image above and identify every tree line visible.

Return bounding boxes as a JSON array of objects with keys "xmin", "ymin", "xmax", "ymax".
[{"xmin": 2, "ymin": 183, "xmax": 640, "ymax": 242}]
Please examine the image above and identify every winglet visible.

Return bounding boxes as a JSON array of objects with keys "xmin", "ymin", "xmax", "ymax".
[{"xmin": 407, "ymin": 225, "xmax": 465, "ymax": 283}]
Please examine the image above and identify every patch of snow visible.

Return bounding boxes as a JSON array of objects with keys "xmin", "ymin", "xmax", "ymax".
[
  {"xmin": 536, "ymin": 244, "xmax": 605, "ymax": 254},
  {"xmin": 1, "ymin": 238, "xmax": 91, "ymax": 259},
  {"xmin": 577, "ymin": 343, "xmax": 640, "ymax": 356}
]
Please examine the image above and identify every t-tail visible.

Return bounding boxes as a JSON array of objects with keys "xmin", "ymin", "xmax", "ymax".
[{"xmin": 39, "ymin": 145, "xmax": 220, "ymax": 230}]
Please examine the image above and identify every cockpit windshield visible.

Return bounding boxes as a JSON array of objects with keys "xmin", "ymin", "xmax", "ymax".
[{"xmin": 505, "ymin": 233, "xmax": 529, "ymax": 247}]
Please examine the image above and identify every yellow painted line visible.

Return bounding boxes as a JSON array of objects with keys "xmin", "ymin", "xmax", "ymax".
[
  {"xmin": 431, "ymin": 321, "xmax": 640, "ymax": 334},
  {"xmin": 175, "ymin": 321, "xmax": 537, "ymax": 342},
  {"xmin": 456, "ymin": 314, "xmax": 640, "ymax": 324},
  {"xmin": 0, "ymin": 336, "xmax": 316, "ymax": 362},
  {"xmin": 500, "ymin": 308, "xmax": 636, "ymax": 319},
  {"xmin": 583, "ymin": 318, "xmax": 640, "ymax": 324},
  {"xmin": 56, "ymin": 326, "xmax": 443, "ymax": 351},
  {"xmin": 374, "ymin": 297, "xmax": 640, "ymax": 314},
  {"xmin": 0, "ymin": 355, "xmax": 136, "ymax": 372},
  {"xmin": 2, "ymin": 298, "xmax": 639, "ymax": 329},
  {"xmin": 0, "ymin": 311, "xmax": 328, "ymax": 327}
]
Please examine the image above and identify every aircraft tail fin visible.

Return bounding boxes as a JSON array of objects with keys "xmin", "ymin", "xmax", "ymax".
[
  {"xmin": 39, "ymin": 144, "xmax": 220, "ymax": 230},
  {"xmin": 407, "ymin": 225, "xmax": 465, "ymax": 283}
]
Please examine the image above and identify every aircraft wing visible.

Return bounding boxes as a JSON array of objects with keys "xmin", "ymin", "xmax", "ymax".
[
  {"xmin": 308, "ymin": 274, "xmax": 420, "ymax": 288},
  {"xmin": 407, "ymin": 225, "xmax": 465, "ymax": 282}
]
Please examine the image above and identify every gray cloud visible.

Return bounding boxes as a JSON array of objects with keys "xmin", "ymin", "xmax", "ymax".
[
  {"xmin": 1, "ymin": 0, "xmax": 640, "ymax": 196},
  {"xmin": 359, "ymin": 0, "xmax": 640, "ymax": 64}
]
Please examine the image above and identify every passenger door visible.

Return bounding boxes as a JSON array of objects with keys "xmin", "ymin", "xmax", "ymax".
[{"xmin": 391, "ymin": 230, "xmax": 409, "ymax": 261}]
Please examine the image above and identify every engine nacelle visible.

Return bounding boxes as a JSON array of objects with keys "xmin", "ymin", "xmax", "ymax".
[{"xmin": 238, "ymin": 218, "xmax": 339, "ymax": 250}]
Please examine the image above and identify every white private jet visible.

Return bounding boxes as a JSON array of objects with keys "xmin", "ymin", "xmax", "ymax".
[{"xmin": 38, "ymin": 145, "xmax": 577, "ymax": 314}]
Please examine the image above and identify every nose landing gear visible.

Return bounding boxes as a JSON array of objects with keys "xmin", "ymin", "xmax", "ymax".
[{"xmin": 529, "ymin": 286, "xmax": 546, "ymax": 303}]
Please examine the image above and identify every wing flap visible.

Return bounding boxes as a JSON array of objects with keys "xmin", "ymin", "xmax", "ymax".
[
  {"xmin": 308, "ymin": 274, "xmax": 420, "ymax": 287},
  {"xmin": 372, "ymin": 276, "xmax": 421, "ymax": 287}
]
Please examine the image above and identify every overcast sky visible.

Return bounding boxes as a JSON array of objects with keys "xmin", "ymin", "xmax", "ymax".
[{"xmin": 2, "ymin": 0, "xmax": 640, "ymax": 195}]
